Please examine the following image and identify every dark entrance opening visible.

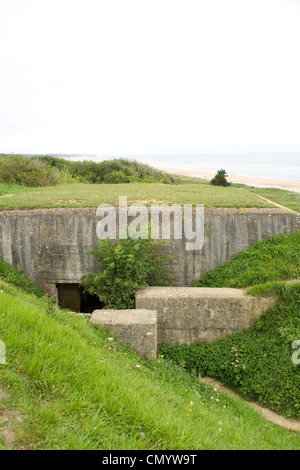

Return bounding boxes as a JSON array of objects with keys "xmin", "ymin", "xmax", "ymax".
[{"xmin": 57, "ymin": 283, "xmax": 103, "ymax": 313}]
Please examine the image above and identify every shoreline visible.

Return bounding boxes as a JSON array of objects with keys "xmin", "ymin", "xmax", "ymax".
[{"xmin": 158, "ymin": 167, "xmax": 300, "ymax": 193}]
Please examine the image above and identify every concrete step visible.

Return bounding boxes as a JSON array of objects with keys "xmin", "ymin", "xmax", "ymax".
[{"xmin": 91, "ymin": 309, "xmax": 157, "ymax": 358}]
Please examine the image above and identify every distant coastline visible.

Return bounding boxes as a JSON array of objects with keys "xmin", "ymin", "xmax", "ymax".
[
  {"xmin": 158, "ymin": 167, "xmax": 300, "ymax": 193},
  {"xmin": 57, "ymin": 153, "xmax": 300, "ymax": 189},
  {"xmin": 4, "ymin": 152, "xmax": 299, "ymax": 192}
]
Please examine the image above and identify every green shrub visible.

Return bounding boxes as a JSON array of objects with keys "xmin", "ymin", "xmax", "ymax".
[
  {"xmin": 128, "ymin": 174, "xmax": 156, "ymax": 183},
  {"xmin": 210, "ymin": 169, "xmax": 230, "ymax": 187},
  {"xmin": 80, "ymin": 226, "xmax": 174, "ymax": 309},
  {"xmin": 103, "ymin": 170, "xmax": 130, "ymax": 184},
  {"xmin": 0, "ymin": 155, "xmax": 61, "ymax": 187}
]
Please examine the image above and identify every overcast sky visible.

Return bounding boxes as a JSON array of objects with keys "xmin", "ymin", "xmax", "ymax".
[{"xmin": 0, "ymin": 0, "xmax": 300, "ymax": 156}]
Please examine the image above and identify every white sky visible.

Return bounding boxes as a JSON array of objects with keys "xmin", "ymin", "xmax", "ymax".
[{"xmin": 0, "ymin": 0, "xmax": 300, "ymax": 156}]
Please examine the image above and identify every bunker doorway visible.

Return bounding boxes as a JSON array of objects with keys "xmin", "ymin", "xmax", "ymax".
[{"xmin": 56, "ymin": 283, "xmax": 103, "ymax": 313}]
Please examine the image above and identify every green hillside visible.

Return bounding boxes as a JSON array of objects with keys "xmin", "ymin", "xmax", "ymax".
[{"xmin": 0, "ymin": 263, "xmax": 299, "ymax": 450}]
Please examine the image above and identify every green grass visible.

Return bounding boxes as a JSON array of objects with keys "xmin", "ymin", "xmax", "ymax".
[
  {"xmin": 0, "ymin": 260, "xmax": 43, "ymax": 298},
  {"xmin": 195, "ymin": 231, "xmax": 300, "ymax": 288},
  {"xmin": 0, "ymin": 183, "xmax": 27, "ymax": 197},
  {"xmin": 0, "ymin": 155, "xmax": 299, "ymax": 213},
  {"xmin": 244, "ymin": 186, "xmax": 300, "ymax": 213},
  {"xmin": 159, "ymin": 232, "xmax": 300, "ymax": 420},
  {"xmin": 0, "ymin": 181, "xmax": 274, "ymax": 211},
  {"xmin": 0, "ymin": 276, "xmax": 299, "ymax": 449}
]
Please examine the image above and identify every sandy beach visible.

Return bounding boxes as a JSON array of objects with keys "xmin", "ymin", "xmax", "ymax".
[{"xmin": 159, "ymin": 167, "xmax": 300, "ymax": 193}]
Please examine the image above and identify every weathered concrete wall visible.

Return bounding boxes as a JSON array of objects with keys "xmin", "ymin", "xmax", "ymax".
[
  {"xmin": 0, "ymin": 207, "xmax": 299, "ymax": 297},
  {"xmin": 0, "ymin": 208, "xmax": 99, "ymax": 299},
  {"xmin": 136, "ymin": 287, "xmax": 277, "ymax": 344}
]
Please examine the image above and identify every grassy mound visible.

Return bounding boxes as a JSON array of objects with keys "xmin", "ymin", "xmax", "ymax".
[
  {"xmin": 159, "ymin": 232, "xmax": 300, "ymax": 419},
  {"xmin": 0, "ymin": 265, "xmax": 299, "ymax": 449},
  {"xmin": 195, "ymin": 231, "xmax": 300, "ymax": 288}
]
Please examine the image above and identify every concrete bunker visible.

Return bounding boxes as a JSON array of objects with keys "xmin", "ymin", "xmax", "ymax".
[{"xmin": 0, "ymin": 207, "xmax": 299, "ymax": 297}]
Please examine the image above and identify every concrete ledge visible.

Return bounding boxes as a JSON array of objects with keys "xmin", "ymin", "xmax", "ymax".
[
  {"xmin": 136, "ymin": 287, "xmax": 277, "ymax": 344},
  {"xmin": 90, "ymin": 309, "xmax": 157, "ymax": 358}
]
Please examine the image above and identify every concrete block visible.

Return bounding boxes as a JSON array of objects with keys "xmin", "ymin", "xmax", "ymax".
[
  {"xmin": 136, "ymin": 287, "xmax": 277, "ymax": 344},
  {"xmin": 90, "ymin": 309, "xmax": 157, "ymax": 358}
]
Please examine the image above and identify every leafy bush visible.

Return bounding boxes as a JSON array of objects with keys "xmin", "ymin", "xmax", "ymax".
[
  {"xmin": 103, "ymin": 170, "xmax": 130, "ymax": 184},
  {"xmin": 80, "ymin": 226, "xmax": 174, "ymax": 309},
  {"xmin": 35, "ymin": 156, "xmax": 181, "ymax": 185},
  {"xmin": 0, "ymin": 260, "xmax": 43, "ymax": 297},
  {"xmin": 210, "ymin": 169, "xmax": 230, "ymax": 187},
  {"xmin": 159, "ymin": 282, "xmax": 300, "ymax": 419},
  {"xmin": 0, "ymin": 155, "xmax": 61, "ymax": 187}
]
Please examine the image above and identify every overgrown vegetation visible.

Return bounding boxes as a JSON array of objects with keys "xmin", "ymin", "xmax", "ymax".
[
  {"xmin": 35, "ymin": 155, "xmax": 180, "ymax": 185},
  {"xmin": 0, "ymin": 155, "xmax": 180, "ymax": 187},
  {"xmin": 81, "ymin": 226, "xmax": 173, "ymax": 309},
  {"xmin": 0, "ymin": 264, "xmax": 299, "ymax": 449},
  {"xmin": 0, "ymin": 155, "xmax": 61, "ymax": 187},
  {"xmin": 159, "ymin": 232, "xmax": 300, "ymax": 419}
]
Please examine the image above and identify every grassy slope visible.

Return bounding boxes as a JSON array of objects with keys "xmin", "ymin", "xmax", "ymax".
[
  {"xmin": 0, "ymin": 181, "xmax": 273, "ymax": 210},
  {"xmin": 245, "ymin": 186, "xmax": 300, "ymax": 213},
  {"xmin": 195, "ymin": 231, "xmax": 300, "ymax": 288},
  {"xmin": 0, "ymin": 183, "xmax": 27, "ymax": 197},
  {"xmin": 160, "ymin": 232, "xmax": 300, "ymax": 420},
  {"xmin": 0, "ymin": 279, "xmax": 299, "ymax": 449}
]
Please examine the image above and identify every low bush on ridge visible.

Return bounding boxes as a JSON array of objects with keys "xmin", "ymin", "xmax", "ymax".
[
  {"xmin": 0, "ymin": 155, "xmax": 180, "ymax": 187},
  {"xmin": 0, "ymin": 155, "xmax": 61, "ymax": 187},
  {"xmin": 35, "ymin": 155, "xmax": 180, "ymax": 185}
]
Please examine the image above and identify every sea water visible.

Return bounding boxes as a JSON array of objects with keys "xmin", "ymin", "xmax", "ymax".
[{"xmin": 134, "ymin": 153, "xmax": 300, "ymax": 182}]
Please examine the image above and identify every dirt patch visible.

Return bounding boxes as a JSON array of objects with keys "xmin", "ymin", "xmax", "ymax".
[
  {"xmin": 0, "ymin": 388, "xmax": 22, "ymax": 448},
  {"xmin": 200, "ymin": 377, "xmax": 300, "ymax": 431},
  {"xmin": 129, "ymin": 199, "xmax": 164, "ymax": 205},
  {"xmin": 285, "ymin": 279, "xmax": 300, "ymax": 285}
]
